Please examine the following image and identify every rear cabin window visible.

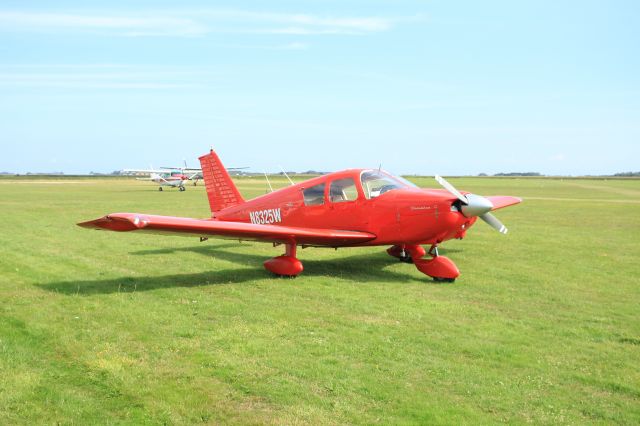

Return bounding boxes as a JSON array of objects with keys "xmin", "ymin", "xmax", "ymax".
[
  {"xmin": 303, "ymin": 183, "xmax": 325, "ymax": 206},
  {"xmin": 329, "ymin": 178, "xmax": 358, "ymax": 203}
]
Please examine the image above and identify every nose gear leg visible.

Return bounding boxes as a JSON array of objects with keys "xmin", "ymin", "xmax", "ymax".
[{"xmin": 387, "ymin": 244, "xmax": 426, "ymax": 263}]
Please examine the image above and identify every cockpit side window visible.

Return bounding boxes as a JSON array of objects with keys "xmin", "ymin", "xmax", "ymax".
[
  {"xmin": 360, "ymin": 170, "xmax": 406, "ymax": 199},
  {"xmin": 329, "ymin": 178, "xmax": 358, "ymax": 203},
  {"xmin": 303, "ymin": 183, "xmax": 325, "ymax": 206}
]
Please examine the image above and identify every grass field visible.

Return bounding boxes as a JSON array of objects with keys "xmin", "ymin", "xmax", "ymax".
[{"xmin": 1, "ymin": 176, "xmax": 639, "ymax": 424}]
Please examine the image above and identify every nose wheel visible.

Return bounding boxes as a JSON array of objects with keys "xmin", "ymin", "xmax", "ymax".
[
  {"xmin": 433, "ymin": 276, "xmax": 456, "ymax": 283},
  {"xmin": 389, "ymin": 244, "xmax": 459, "ymax": 282}
]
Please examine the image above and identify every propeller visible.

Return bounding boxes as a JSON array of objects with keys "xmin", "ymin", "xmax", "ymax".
[
  {"xmin": 434, "ymin": 175, "xmax": 509, "ymax": 234},
  {"xmin": 479, "ymin": 212, "xmax": 508, "ymax": 234},
  {"xmin": 435, "ymin": 175, "xmax": 467, "ymax": 204}
]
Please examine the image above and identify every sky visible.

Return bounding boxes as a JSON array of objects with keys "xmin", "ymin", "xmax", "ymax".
[{"xmin": 0, "ymin": 0, "xmax": 638, "ymax": 175}]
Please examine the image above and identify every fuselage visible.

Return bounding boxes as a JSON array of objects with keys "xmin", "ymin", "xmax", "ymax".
[{"xmin": 214, "ymin": 169, "xmax": 476, "ymax": 247}]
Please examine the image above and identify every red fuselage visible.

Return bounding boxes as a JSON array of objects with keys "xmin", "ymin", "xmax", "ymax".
[{"xmin": 215, "ymin": 169, "xmax": 473, "ymax": 247}]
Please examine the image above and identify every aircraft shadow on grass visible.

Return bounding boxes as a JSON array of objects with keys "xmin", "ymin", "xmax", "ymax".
[{"xmin": 36, "ymin": 245, "xmax": 460, "ymax": 296}]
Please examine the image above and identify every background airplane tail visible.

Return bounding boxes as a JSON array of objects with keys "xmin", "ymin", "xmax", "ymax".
[{"xmin": 199, "ymin": 149, "xmax": 245, "ymax": 215}]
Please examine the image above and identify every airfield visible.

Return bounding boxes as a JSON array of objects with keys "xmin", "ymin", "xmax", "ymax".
[{"xmin": 1, "ymin": 175, "xmax": 638, "ymax": 424}]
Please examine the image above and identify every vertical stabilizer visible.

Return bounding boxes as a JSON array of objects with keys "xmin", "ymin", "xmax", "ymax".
[{"xmin": 199, "ymin": 149, "xmax": 245, "ymax": 215}]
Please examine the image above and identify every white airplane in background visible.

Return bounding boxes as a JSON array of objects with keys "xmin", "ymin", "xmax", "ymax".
[
  {"xmin": 122, "ymin": 167, "xmax": 197, "ymax": 191},
  {"xmin": 123, "ymin": 161, "xmax": 247, "ymax": 191},
  {"xmin": 158, "ymin": 160, "xmax": 204, "ymax": 186},
  {"xmin": 158, "ymin": 160, "xmax": 249, "ymax": 186}
]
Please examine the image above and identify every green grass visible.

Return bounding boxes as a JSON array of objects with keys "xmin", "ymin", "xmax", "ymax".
[{"xmin": 1, "ymin": 176, "xmax": 639, "ymax": 424}]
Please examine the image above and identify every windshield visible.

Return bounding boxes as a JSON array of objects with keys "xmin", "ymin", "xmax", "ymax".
[{"xmin": 360, "ymin": 170, "xmax": 412, "ymax": 199}]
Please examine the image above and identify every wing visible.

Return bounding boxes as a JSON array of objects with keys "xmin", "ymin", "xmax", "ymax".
[
  {"xmin": 160, "ymin": 167, "xmax": 203, "ymax": 171},
  {"xmin": 78, "ymin": 213, "xmax": 376, "ymax": 246},
  {"xmin": 486, "ymin": 196, "xmax": 522, "ymax": 210},
  {"xmin": 135, "ymin": 175, "xmax": 173, "ymax": 184},
  {"xmin": 123, "ymin": 168, "xmax": 167, "ymax": 174}
]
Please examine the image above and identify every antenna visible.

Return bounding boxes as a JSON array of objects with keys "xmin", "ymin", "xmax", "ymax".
[
  {"xmin": 279, "ymin": 165, "xmax": 294, "ymax": 186},
  {"xmin": 264, "ymin": 172, "xmax": 274, "ymax": 192},
  {"xmin": 378, "ymin": 163, "xmax": 382, "ymax": 172}
]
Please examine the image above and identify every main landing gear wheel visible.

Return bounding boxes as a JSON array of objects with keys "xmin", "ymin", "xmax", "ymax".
[
  {"xmin": 179, "ymin": 186, "xmax": 186, "ymax": 192},
  {"xmin": 158, "ymin": 187, "xmax": 163, "ymax": 191},
  {"xmin": 433, "ymin": 277, "xmax": 456, "ymax": 283},
  {"xmin": 264, "ymin": 244, "xmax": 303, "ymax": 277}
]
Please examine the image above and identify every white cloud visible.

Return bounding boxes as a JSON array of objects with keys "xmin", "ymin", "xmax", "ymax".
[
  {"xmin": 224, "ymin": 11, "xmax": 393, "ymax": 33},
  {"xmin": 216, "ymin": 41, "xmax": 309, "ymax": 50},
  {"xmin": 0, "ymin": 9, "xmax": 407, "ymax": 37},
  {"xmin": 287, "ymin": 15, "xmax": 390, "ymax": 31},
  {"xmin": 0, "ymin": 12, "xmax": 207, "ymax": 37},
  {"xmin": 549, "ymin": 153, "xmax": 566, "ymax": 161},
  {"xmin": 201, "ymin": 10, "xmax": 397, "ymax": 35},
  {"xmin": 259, "ymin": 27, "xmax": 362, "ymax": 36}
]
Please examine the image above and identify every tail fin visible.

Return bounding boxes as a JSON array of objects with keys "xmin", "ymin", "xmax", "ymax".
[{"xmin": 199, "ymin": 149, "xmax": 245, "ymax": 215}]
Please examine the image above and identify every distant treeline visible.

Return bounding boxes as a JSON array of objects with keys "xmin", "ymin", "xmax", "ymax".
[
  {"xmin": 479, "ymin": 172, "xmax": 542, "ymax": 177},
  {"xmin": 0, "ymin": 171, "xmax": 124, "ymax": 176},
  {"xmin": 479, "ymin": 172, "xmax": 640, "ymax": 177}
]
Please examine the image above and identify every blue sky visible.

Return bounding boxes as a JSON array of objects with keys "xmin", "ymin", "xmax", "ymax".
[{"xmin": 1, "ymin": 1, "xmax": 638, "ymax": 175}]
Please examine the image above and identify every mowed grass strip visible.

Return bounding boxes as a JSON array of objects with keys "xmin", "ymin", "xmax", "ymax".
[{"xmin": 0, "ymin": 177, "xmax": 639, "ymax": 424}]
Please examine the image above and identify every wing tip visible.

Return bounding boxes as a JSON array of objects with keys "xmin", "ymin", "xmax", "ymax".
[
  {"xmin": 487, "ymin": 196, "xmax": 523, "ymax": 211},
  {"xmin": 77, "ymin": 220, "xmax": 98, "ymax": 229},
  {"xmin": 77, "ymin": 214, "xmax": 147, "ymax": 232}
]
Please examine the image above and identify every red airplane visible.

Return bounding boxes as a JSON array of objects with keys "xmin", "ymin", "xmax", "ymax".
[{"xmin": 79, "ymin": 149, "xmax": 521, "ymax": 281}]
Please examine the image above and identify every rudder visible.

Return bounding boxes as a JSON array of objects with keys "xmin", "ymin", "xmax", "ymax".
[{"xmin": 199, "ymin": 149, "xmax": 245, "ymax": 215}]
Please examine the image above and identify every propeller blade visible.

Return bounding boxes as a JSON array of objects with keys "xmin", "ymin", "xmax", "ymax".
[
  {"xmin": 435, "ymin": 175, "xmax": 468, "ymax": 203},
  {"xmin": 480, "ymin": 212, "xmax": 508, "ymax": 234}
]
